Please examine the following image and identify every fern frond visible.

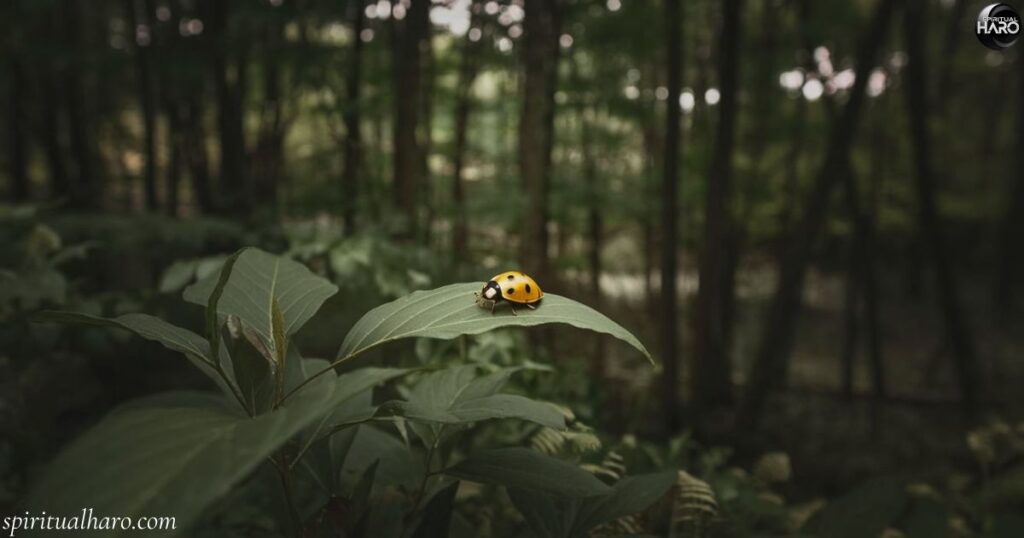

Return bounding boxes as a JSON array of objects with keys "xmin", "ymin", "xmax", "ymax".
[
  {"xmin": 529, "ymin": 424, "xmax": 602, "ymax": 457},
  {"xmin": 671, "ymin": 470, "xmax": 718, "ymax": 538}
]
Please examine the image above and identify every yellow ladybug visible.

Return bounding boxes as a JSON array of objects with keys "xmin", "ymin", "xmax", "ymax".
[{"xmin": 474, "ymin": 271, "xmax": 544, "ymax": 315}]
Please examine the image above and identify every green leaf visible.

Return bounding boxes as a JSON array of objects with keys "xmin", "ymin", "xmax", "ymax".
[
  {"xmin": 410, "ymin": 481, "xmax": 460, "ymax": 538},
  {"xmin": 32, "ymin": 311, "xmax": 236, "ymax": 398},
  {"xmin": 184, "ymin": 248, "xmax": 338, "ymax": 359},
  {"xmin": 573, "ymin": 471, "xmax": 677, "ymax": 533},
  {"xmin": 24, "ymin": 366, "xmax": 405, "ymax": 536},
  {"xmin": 393, "ymin": 366, "xmax": 564, "ymax": 432},
  {"xmin": 336, "ymin": 283, "xmax": 652, "ymax": 364},
  {"xmin": 205, "ymin": 249, "xmax": 242, "ymax": 372},
  {"xmin": 508, "ymin": 471, "xmax": 676, "ymax": 538},
  {"xmin": 395, "ymin": 394, "xmax": 565, "ymax": 429},
  {"xmin": 271, "ymin": 298, "xmax": 288, "ymax": 366},
  {"xmin": 802, "ymin": 477, "xmax": 906, "ymax": 538},
  {"xmin": 507, "ymin": 488, "xmax": 576, "ymax": 538},
  {"xmin": 341, "ymin": 425, "xmax": 424, "ymax": 491},
  {"xmin": 339, "ymin": 460, "xmax": 379, "ymax": 537},
  {"xmin": 159, "ymin": 259, "xmax": 197, "ymax": 293},
  {"xmin": 445, "ymin": 448, "xmax": 611, "ymax": 498}
]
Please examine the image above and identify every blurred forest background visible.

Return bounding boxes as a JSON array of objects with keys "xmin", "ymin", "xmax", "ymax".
[{"xmin": 1, "ymin": 0, "xmax": 1024, "ymax": 534}]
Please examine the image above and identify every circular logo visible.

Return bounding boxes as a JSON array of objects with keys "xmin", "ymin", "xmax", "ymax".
[{"xmin": 977, "ymin": 3, "xmax": 1021, "ymax": 50}]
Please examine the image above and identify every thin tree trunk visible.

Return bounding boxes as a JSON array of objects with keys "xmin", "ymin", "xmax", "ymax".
[
  {"xmin": 641, "ymin": 79, "xmax": 661, "ymax": 310},
  {"xmin": 342, "ymin": 0, "xmax": 365, "ymax": 236},
  {"xmin": 736, "ymin": 0, "xmax": 898, "ymax": 431},
  {"xmin": 183, "ymin": 100, "xmax": 214, "ymax": 213},
  {"xmin": 165, "ymin": 102, "xmax": 183, "ymax": 216},
  {"xmin": 519, "ymin": 0, "xmax": 560, "ymax": 284},
  {"xmin": 937, "ymin": 0, "xmax": 968, "ymax": 104},
  {"xmin": 902, "ymin": 0, "xmax": 980, "ymax": 417},
  {"xmin": 451, "ymin": 2, "xmax": 482, "ymax": 261},
  {"xmin": 840, "ymin": 199, "xmax": 861, "ymax": 399},
  {"xmin": 252, "ymin": 14, "xmax": 285, "ymax": 213},
  {"xmin": 63, "ymin": 0, "xmax": 100, "ymax": 209},
  {"xmin": 7, "ymin": 55, "xmax": 29, "ymax": 201},
  {"xmin": 839, "ymin": 161, "xmax": 887, "ymax": 404},
  {"xmin": 420, "ymin": 24, "xmax": 436, "ymax": 246},
  {"xmin": 864, "ymin": 123, "xmax": 886, "ymax": 413},
  {"xmin": 580, "ymin": 101, "xmax": 606, "ymax": 375},
  {"xmin": 660, "ymin": 0, "xmax": 683, "ymax": 435},
  {"xmin": 125, "ymin": 0, "xmax": 158, "ymax": 211},
  {"xmin": 693, "ymin": 0, "xmax": 743, "ymax": 411},
  {"xmin": 209, "ymin": 0, "xmax": 248, "ymax": 214},
  {"xmin": 392, "ymin": 0, "xmax": 429, "ymax": 237},
  {"xmin": 40, "ymin": 72, "xmax": 69, "ymax": 197},
  {"xmin": 994, "ymin": 47, "xmax": 1024, "ymax": 317}
]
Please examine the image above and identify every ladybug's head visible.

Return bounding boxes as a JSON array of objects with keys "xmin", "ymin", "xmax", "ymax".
[{"xmin": 481, "ymin": 280, "xmax": 501, "ymax": 300}]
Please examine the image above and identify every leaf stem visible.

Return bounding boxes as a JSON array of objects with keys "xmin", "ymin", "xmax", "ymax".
[
  {"xmin": 210, "ymin": 353, "xmax": 251, "ymax": 417},
  {"xmin": 274, "ymin": 454, "xmax": 303, "ymax": 537},
  {"xmin": 278, "ymin": 347, "xmax": 370, "ymax": 404},
  {"xmin": 410, "ymin": 426, "xmax": 444, "ymax": 512}
]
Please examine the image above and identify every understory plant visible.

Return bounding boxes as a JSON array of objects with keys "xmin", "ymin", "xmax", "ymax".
[{"xmin": 26, "ymin": 247, "xmax": 672, "ymax": 537}]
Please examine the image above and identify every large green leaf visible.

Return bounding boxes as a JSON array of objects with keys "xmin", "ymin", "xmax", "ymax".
[
  {"xmin": 336, "ymin": 283, "xmax": 652, "ymax": 363},
  {"xmin": 395, "ymin": 394, "xmax": 565, "ymax": 429},
  {"xmin": 24, "ymin": 366, "xmax": 405, "ymax": 536},
  {"xmin": 389, "ymin": 366, "xmax": 565, "ymax": 449},
  {"xmin": 508, "ymin": 471, "xmax": 676, "ymax": 538},
  {"xmin": 34, "ymin": 311, "xmax": 210, "ymax": 359},
  {"xmin": 445, "ymin": 448, "xmax": 611, "ymax": 498},
  {"xmin": 507, "ymin": 488, "xmax": 579, "ymax": 538},
  {"xmin": 802, "ymin": 477, "xmax": 906, "ymax": 538},
  {"xmin": 184, "ymin": 248, "xmax": 338, "ymax": 361},
  {"xmin": 32, "ymin": 311, "xmax": 235, "ymax": 397},
  {"xmin": 395, "ymin": 365, "xmax": 564, "ymax": 428},
  {"xmin": 572, "ymin": 471, "xmax": 677, "ymax": 533},
  {"xmin": 410, "ymin": 481, "xmax": 460, "ymax": 538}
]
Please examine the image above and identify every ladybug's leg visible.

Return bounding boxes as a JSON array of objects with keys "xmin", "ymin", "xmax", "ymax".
[
  {"xmin": 526, "ymin": 303, "xmax": 536, "ymax": 310},
  {"xmin": 510, "ymin": 304, "xmax": 518, "ymax": 316},
  {"xmin": 490, "ymin": 301, "xmax": 496, "ymax": 314}
]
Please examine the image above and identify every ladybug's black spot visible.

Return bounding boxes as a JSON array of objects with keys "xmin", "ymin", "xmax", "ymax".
[
  {"xmin": 507, "ymin": 275, "xmax": 515, "ymax": 280},
  {"xmin": 506, "ymin": 288, "xmax": 515, "ymax": 295},
  {"xmin": 524, "ymin": 284, "xmax": 532, "ymax": 294}
]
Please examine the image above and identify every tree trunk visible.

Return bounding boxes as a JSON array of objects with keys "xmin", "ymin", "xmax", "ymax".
[
  {"xmin": 937, "ymin": 0, "xmax": 968, "ymax": 104},
  {"xmin": 902, "ymin": 0, "xmax": 980, "ymax": 417},
  {"xmin": 693, "ymin": 0, "xmax": 743, "ymax": 411},
  {"xmin": 208, "ymin": 0, "xmax": 249, "ymax": 214},
  {"xmin": 165, "ymin": 102, "xmax": 183, "ymax": 216},
  {"xmin": 39, "ymin": 71, "xmax": 69, "ymax": 197},
  {"xmin": 183, "ymin": 100, "xmax": 214, "ymax": 214},
  {"xmin": 641, "ymin": 83, "xmax": 661, "ymax": 311},
  {"xmin": 993, "ymin": 46, "xmax": 1024, "ymax": 317},
  {"xmin": 519, "ymin": 0, "xmax": 560, "ymax": 284},
  {"xmin": 125, "ymin": 0, "xmax": 158, "ymax": 211},
  {"xmin": 864, "ymin": 124, "xmax": 886, "ymax": 413},
  {"xmin": 420, "ymin": 23, "xmax": 436, "ymax": 246},
  {"xmin": 580, "ymin": 101, "xmax": 606, "ymax": 375},
  {"xmin": 7, "ymin": 55, "xmax": 29, "ymax": 201},
  {"xmin": 660, "ymin": 0, "xmax": 683, "ymax": 435},
  {"xmin": 63, "ymin": 0, "xmax": 101, "ymax": 209},
  {"xmin": 451, "ymin": 1, "xmax": 483, "ymax": 261},
  {"xmin": 252, "ymin": 14, "xmax": 285, "ymax": 213},
  {"xmin": 840, "ymin": 215, "xmax": 861, "ymax": 399},
  {"xmin": 342, "ymin": 0, "xmax": 366, "ymax": 236},
  {"xmin": 392, "ymin": 0, "xmax": 429, "ymax": 237},
  {"xmin": 736, "ymin": 0, "xmax": 898, "ymax": 431}
]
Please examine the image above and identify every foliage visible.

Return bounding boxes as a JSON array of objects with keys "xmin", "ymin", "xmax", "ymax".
[{"xmin": 27, "ymin": 248, "xmax": 661, "ymax": 537}]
